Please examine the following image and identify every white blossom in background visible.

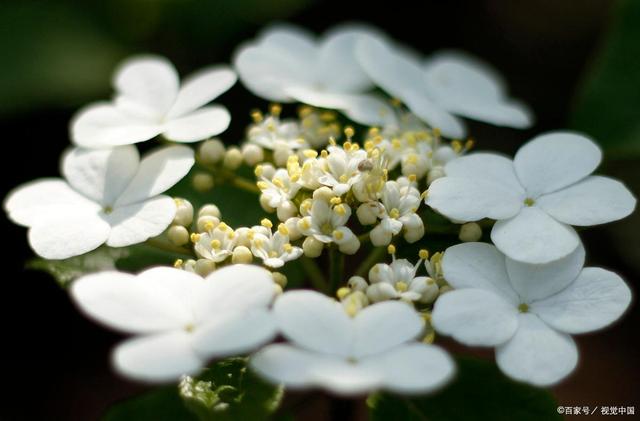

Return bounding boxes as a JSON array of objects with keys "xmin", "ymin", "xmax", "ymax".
[
  {"xmin": 72, "ymin": 55, "xmax": 236, "ymax": 147},
  {"xmin": 4, "ymin": 145, "xmax": 194, "ymax": 259},
  {"xmin": 369, "ymin": 180, "xmax": 424, "ymax": 246},
  {"xmin": 298, "ymin": 199, "xmax": 360, "ymax": 254},
  {"xmin": 72, "ymin": 265, "xmax": 278, "ymax": 382},
  {"xmin": 426, "ymin": 132, "xmax": 637, "ymax": 264},
  {"xmin": 247, "ymin": 111, "xmax": 306, "ymax": 151},
  {"xmin": 367, "ymin": 256, "xmax": 437, "ymax": 304},
  {"xmin": 251, "ymin": 290, "xmax": 454, "ymax": 395},
  {"xmin": 250, "ymin": 222, "xmax": 303, "ymax": 268},
  {"xmin": 432, "ymin": 242, "xmax": 632, "ymax": 386},
  {"xmin": 356, "ymin": 37, "xmax": 532, "ymax": 138},
  {"xmin": 234, "ymin": 24, "xmax": 395, "ymax": 126}
]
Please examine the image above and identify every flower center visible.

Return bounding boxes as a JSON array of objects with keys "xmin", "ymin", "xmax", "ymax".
[
  {"xmin": 395, "ymin": 281, "xmax": 409, "ymax": 292},
  {"xmin": 321, "ymin": 222, "xmax": 334, "ymax": 235},
  {"xmin": 524, "ymin": 198, "xmax": 535, "ymax": 207},
  {"xmin": 518, "ymin": 303, "xmax": 529, "ymax": 313},
  {"xmin": 103, "ymin": 206, "xmax": 113, "ymax": 214}
]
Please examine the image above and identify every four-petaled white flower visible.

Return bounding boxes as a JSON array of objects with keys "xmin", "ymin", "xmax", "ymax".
[
  {"xmin": 298, "ymin": 199, "xmax": 360, "ymax": 254},
  {"xmin": 367, "ymin": 258, "xmax": 436, "ymax": 303},
  {"xmin": 72, "ymin": 55, "xmax": 236, "ymax": 148},
  {"xmin": 71, "ymin": 265, "xmax": 278, "ymax": 382},
  {"xmin": 426, "ymin": 132, "xmax": 637, "ymax": 264},
  {"xmin": 369, "ymin": 180, "xmax": 424, "ymax": 246},
  {"xmin": 4, "ymin": 145, "xmax": 194, "ymax": 259},
  {"xmin": 356, "ymin": 37, "xmax": 532, "ymax": 138},
  {"xmin": 318, "ymin": 144, "xmax": 368, "ymax": 195},
  {"xmin": 233, "ymin": 24, "xmax": 394, "ymax": 126},
  {"xmin": 251, "ymin": 224, "xmax": 303, "ymax": 268},
  {"xmin": 432, "ymin": 242, "xmax": 631, "ymax": 386},
  {"xmin": 194, "ymin": 222, "xmax": 237, "ymax": 263},
  {"xmin": 251, "ymin": 290, "xmax": 454, "ymax": 395},
  {"xmin": 248, "ymin": 114, "xmax": 305, "ymax": 151},
  {"xmin": 258, "ymin": 168, "xmax": 302, "ymax": 219}
]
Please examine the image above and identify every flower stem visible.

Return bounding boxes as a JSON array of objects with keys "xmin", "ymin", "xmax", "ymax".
[
  {"xmin": 218, "ymin": 168, "xmax": 261, "ymax": 194},
  {"xmin": 354, "ymin": 245, "xmax": 386, "ymax": 277},
  {"xmin": 299, "ymin": 256, "xmax": 327, "ymax": 291},
  {"xmin": 145, "ymin": 238, "xmax": 194, "ymax": 257},
  {"xmin": 328, "ymin": 246, "xmax": 344, "ymax": 294}
]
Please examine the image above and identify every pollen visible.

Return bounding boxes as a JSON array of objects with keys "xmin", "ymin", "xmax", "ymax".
[
  {"xmin": 218, "ymin": 222, "xmax": 229, "ymax": 231},
  {"xmin": 333, "ymin": 230, "xmax": 344, "ymax": 240},
  {"xmin": 278, "ymin": 223, "xmax": 289, "ymax": 236},
  {"xmin": 387, "ymin": 244, "xmax": 396, "ymax": 255},
  {"xmin": 173, "ymin": 259, "xmax": 183, "ymax": 268},
  {"xmin": 419, "ymin": 249, "xmax": 430, "ymax": 260},
  {"xmin": 334, "ymin": 204, "xmax": 346, "ymax": 216},
  {"xmin": 389, "ymin": 208, "xmax": 400, "ymax": 219},
  {"xmin": 204, "ymin": 221, "xmax": 215, "ymax": 231},
  {"xmin": 284, "ymin": 243, "xmax": 293, "ymax": 253},
  {"xmin": 210, "ymin": 239, "xmax": 221, "ymax": 249},
  {"xmin": 518, "ymin": 303, "xmax": 530, "ymax": 313},
  {"xmin": 330, "ymin": 197, "xmax": 342, "ymax": 205},
  {"xmin": 303, "ymin": 149, "xmax": 318, "ymax": 159},
  {"xmin": 261, "ymin": 218, "xmax": 273, "ymax": 228},
  {"xmin": 337, "ymin": 287, "xmax": 351, "ymax": 300},
  {"xmin": 524, "ymin": 198, "xmax": 535, "ymax": 207},
  {"xmin": 344, "ymin": 126, "xmax": 355, "ymax": 139},
  {"xmin": 395, "ymin": 281, "xmax": 409, "ymax": 292},
  {"xmin": 250, "ymin": 109, "xmax": 263, "ymax": 123},
  {"xmin": 254, "ymin": 165, "xmax": 264, "ymax": 177},
  {"xmin": 257, "ymin": 181, "xmax": 269, "ymax": 190},
  {"xmin": 190, "ymin": 233, "xmax": 201, "ymax": 243}
]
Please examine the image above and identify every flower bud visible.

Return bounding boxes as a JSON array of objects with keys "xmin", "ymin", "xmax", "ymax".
[
  {"xmin": 183, "ymin": 259, "xmax": 197, "ymax": 272},
  {"xmin": 192, "ymin": 172, "xmax": 214, "ymax": 192},
  {"xmin": 427, "ymin": 165, "xmax": 446, "ymax": 185},
  {"xmin": 241, "ymin": 144, "xmax": 264, "ymax": 166},
  {"xmin": 277, "ymin": 200, "xmax": 297, "ymax": 221},
  {"xmin": 194, "ymin": 259, "xmax": 215, "ymax": 277},
  {"xmin": 366, "ymin": 283, "xmax": 397, "ymax": 303},
  {"xmin": 198, "ymin": 204, "xmax": 221, "ymax": 218},
  {"xmin": 273, "ymin": 144, "xmax": 291, "ymax": 166},
  {"xmin": 459, "ymin": 222, "xmax": 482, "ymax": 242},
  {"xmin": 284, "ymin": 217, "xmax": 302, "ymax": 241},
  {"xmin": 259, "ymin": 194, "xmax": 276, "ymax": 213},
  {"xmin": 312, "ymin": 186, "xmax": 334, "ymax": 202},
  {"xmin": 356, "ymin": 203, "xmax": 380, "ymax": 225},
  {"xmin": 198, "ymin": 138, "xmax": 225, "ymax": 164},
  {"xmin": 302, "ymin": 236, "xmax": 324, "ymax": 258},
  {"xmin": 168, "ymin": 225, "xmax": 190, "ymax": 246},
  {"xmin": 338, "ymin": 235, "xmax": 360, "ymax": 255},
  {"xmin": 370, "ymin": 224, "xmax": 392, "ymax": 247},
  {"xmin": 342, "ymin": 290, "xmax": 369, "ymax": 317},
  {"xmin": 259, "ymin": 163, "xmax": 276, "ymax": 180},
  {"xmin": 234, "ymin": 227, "xmax": 253, "ymax": 248},
  {"xmin": 232, "ymin": 246, "xmax": 253, "ymax": 264},
  {"xmin": 347, "ymin": 276, "xmax": 368, "ymax": 292},
  {"xmin": 434, "ymin": 145, "xmax": 457, "ymax": 164},
  {"xmin": 272, "ymin": 272, "xmax": 288, "ymax": 288},
  {"xmin": 173, "ymin": 198, "xmax": 194, "ymax": 226},
  {"xmin": 223, "ymin": 147, "xmax": 243, "ymax": 170},
  {"xmin": 403, "ymin": 219, "xmax": 425, "ymax": 243},
  {"xmin": 410, "ymin": 277, "xmax": 439, "ymax": 304}
]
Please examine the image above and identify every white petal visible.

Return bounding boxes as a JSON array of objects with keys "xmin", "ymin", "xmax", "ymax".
[
  {"xmin": 506, "ymin": 244, "xmax": 585, "ymax": 301},
  {"xmin": 274, "ymin": 290, "xmax": 351, "ymax": 357},
  {"xmin": 62, "ymin": 146, "xmax": 139, "ymax": 206},
  {"xmin": 71, "ymin": 270, "xmax": 194, "ymax": 334},
  {"xmin": 105, "ymin": 195, "xmax": 176, "ymax": 247},
  {"xmin": 401, "ymin": 89, "xmax": 466, "ymax": 138},
  {"xmin": 70, "ymin": 103, "xmax": 163, "ymax": 147},
  {"xmin": 444, "ymin": 153, "xmax": 523, "ymax": 193},
  {"xmin": 164, "ymin": 106, "xmax": 231, "ymax": 142},
  {"xmin": 115, "ymin": 145, "xmax": 194, "ymax": 206},
  {"xmin": 514, "ymin": 132, "xmax": 602, "ymax": 197},
  {"xmin": 496, "ymin": 313, "xmax": 578, "ymax": 386},
  {"xmin": 259, "ymin": 25, "xmax": 318, "ymax": 65},
  {"xmin": 192, "ymin": 309, "xmax": 277, "ymax": 357},
  {"xmin": 491, "ymin": 206, "xmax": 580, "ymax": 264},
  {"xmin": 113, "ymin": 331, "xmax": 202, "ymax": 383},
  {"xmin": 537, "ymin": 176, "xmax": 636, "ymax": 226},
  {"xmin": 195, "ymin": 264, "xmax": 276, "ymax": 321},
  {"xmin": 442, "ymin": 242, "xmax": 519, "ymax": 303},
  {"xmin": 432, "ymin": 289, "xmax": 518, "ymax": 346},
  {"xmin": 361, "ymin": 343, "xmax": 455, "ymax": 394},
  {"xmin": 28, "ymin": 212, "xmax": 110, "ymax": 259},
  {"xmin": 168, "ymin": 66, "xmax": 236, "ymax": 118},
  {"xmin": 113, "ymin": 55, "xmax": 179, "ymax": 118},
  {"xmin": 532, "ymin": 267, "xmax": 632, "ymax": 334},
  {"xmin": 426, "ymin": 177, "xmax": 522, "ymax": 222},
  {"xmin": 310, "ymin": 360, "xmax": 384, "ymax": 396},
  {"xmin": 352, "ymin": 301, "xmax": 424, "ymax": 358},
  {"xmin": 4, "ymin": 179, "xmax": 97, "ymax": 226}
]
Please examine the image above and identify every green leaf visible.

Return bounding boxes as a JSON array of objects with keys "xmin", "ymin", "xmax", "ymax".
[
  {"xmin": 570, "ymin": 0, "xmax": 640, "ymax": 157},
  {"xmin": 103, "ymin": 387, "xmax": 196, "ymax": 421},
  {"xmin": 368, "ymin": 357, "xmax": 561, "ymax": 421}
]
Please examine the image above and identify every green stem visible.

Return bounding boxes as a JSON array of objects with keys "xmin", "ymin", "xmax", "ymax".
[
  {"xmin": 218, "ymin": 168, "xmax": 261, "ymax": 194},
  {"xmin": 145, "ymin": 238, "xmax": 194, "ymax": 257},
  {"xmin": 299, "ymin": 256, "xmax": 327, "ymax": 291},
  {"xmin": 328, "ymin": 246, "xmax": 344, "ymax": 294},
  {"xmin": 354, "ymin": 246, "xmax": 386, "ymax": 277}
]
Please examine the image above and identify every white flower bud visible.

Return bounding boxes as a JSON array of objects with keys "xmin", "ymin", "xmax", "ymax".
[
  {"xmin": 356, "ymin": 203, "xmax": 380, "ymax": 225},
  {"xmin": 168, "ymin": 225, "xmax": 190, "ymax": 246},
  {"xmin": 259, "ymin": 194, "xmax": 276, "ymax": 213},
  {"xmin": 370, "ymin": 224, "xmax": 392, "ymax": 247},
  {"xmin": 223, "ymin": 147, "xmax": 243, "ymax": 170},
  {"xmin": 284, "ymin": 217, "xmax": 302, "ymax": 241},
  {"xmin": 272, "ymin": 272, "xmax": 287, "ymax": 288},
  {"xmin": 194, "ymin": 259, "xmax": 215, "ymax": 277},
  {"xmin": 338, "ymin": 235, "xmax": 360, "ymax": 255},
  {"xmin": 347, "ymin": 276, "xmax": 368, "ymax": 292},
  {"xmin": 366, "ymin": 282, "xmax": 398, "ymax": 303},
  {"xmin": 434, "ymin": 145, "xmax": 457, "ymax": 164},
  {"xmin": 173, "ymin": 198, "xmax": 194, "ymax": 226},
  {"xmin": 342, "ymin": 290, "xmax": 369, "ymax": 317},
  {"xmin": 410, "ymin": 277, "xmax": 439, "ymax": 304},
  {"xmin": 459, "ymin": 222, "xmax": 482, "ymax": 242},
  {"xmin": 198, "ymin": 204, "xmax": 221, "ymax": 218},
  {"xmin": 192, "ymin": 172, "xmax": 214, "ymax": 192},
  {"xmin": 312, "ymin": 186, "xmax": 334, "ymax": 202},
  {"xmin": 368, "ymin": 263, "xmax": 388, "ymax": 284},
  {"xmin": 276, "ymin": 200, "xmax": 297, "ymax": 221},
  {"xmin": 242, "ymin": 143, "xmax": 264, "ymax": 166},
  {"xmin": 403, "ymin": 219, "xmax": 425, "ymax": 244},
  {"xmin": 260, "ymin": 163, "xmax": 276, "ymax": 180},
  {"xmin": 302, "ymin": 236, "xmax": 324, "ymax": 258},
  {"xmin": 273, "ymin": 145, "xmax": 293, "ymax": 167},
  {"xmin": 427, "ymin": 165, "xmax": 446, "ymax": 185},
  {"xmin": 231, "ymin": 245, "xmax": 253, "ymax": 264},
  {"xmin": 234, "ymin": 227, "xmax": 253, "ymax": 248},
  {"xmin": 198, "ymin": 138, "xmax": 225, "ymax": 164},
  {"xmin": 196, "ymin": 215, "xmax": 219, "ymax": 232},
  {"xmin": 183, "ymin": 259, "xmax": 197, "ymax": 272}
]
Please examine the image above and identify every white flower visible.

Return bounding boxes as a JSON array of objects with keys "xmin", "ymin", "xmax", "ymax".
[
  {"xmin": 298, "ymin": 199, "xmax": 360, "ymax": 254},
  {"xmin": 367, "ymin": 258, "xmax": 435, "ymax": 303},
  {"xmin": 257, "ymin": 168, "xmax": 302, "ymax": 216},
  {"xmin": 4, "ymin": 145, "xmax": 194, "ymax": 259},
  {"xmin": 233, "ymin": 24, "xmax": 394, "ymax": 126},
  {"xmin": 432, "ymin": 243, "xmax": 632, "ymax": 386},
  {"xmin": 356, "ymin": 38, "xmax": 532, "ymax": 138},
  {"xmin": 71, "ymin": 265, "xmax": 277, "ymax": 382},
  {"xmin": 71, "ymin": 55, "xmax": 236, "ymax": 147},
  {"xmin": 251, "ymin": 224, "xmax": 303, "ymax": 268},
  {"xmin": 248, "ymin": 114, "xmax": 305, "ymax": 151},
  {"xmin": 318, "ymin": 144, "xmax": 368, "ymax": 195},
  {"xmin": 426, "ymin": 132, "xmax": 637, "ymax": 264},
  {"xmin": 369, "ymin": 180, "xmax": 423, "ymax": 246},
  {"xmin": 194, "ymin": 222, "xmax": 237, "ymax": 263},
  {"xmin": 251, "ymin": 290, "xmax": 454, "ymax": 395}
]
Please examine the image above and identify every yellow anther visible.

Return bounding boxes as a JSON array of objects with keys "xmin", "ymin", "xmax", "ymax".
[
  {"xmin": 392, "ymin": 138, "xmax": 402, "ymax": 149},
  {"xmin": 320, "ymin": 150, "xmax": 328, "ymax": 158},
  {"xmin": 269, "ymin": 250, "xmax": 279, "ymax": 258},
  {"xmin": 346, "ymin": 301, "xmax": 358, "ymax": 317},
  {"xmin": 338, "ymin": 174, "xmax": 349, "ymax": 183},
  {"xmin": 190, "ymin": 233, "xmax": 201, "ymax": 243},
  {"xmin": 290, "ymin": 174, "xmax": 300, "ymax": 183},
  {"xmin": 210, "ymin": 239, "xmax": 222, "ymax": 249},
  {"xmin": 395, "ymin": 281, "xmax": 409, "ymax": 292},
  {"xmin": 173, "ymin": 259, "xmax": 183, "ymax": 268},
  {"xmin": 278, "ymin": 223, "xmax": 289, "ymax": 236},
  {"xmin": 284, "ymin": 243, "xmax": 293, "ymax": 253},
  {"xmin": 387, "ymin": 244, "xmax": 396, "ymax": 255},
  {"xmin": 321, "ymin": 111, "xmax": 337, "ymax": 122},
  {"xmin": 329, "ymin": 137, "xmax": 337, "ymax": 146},
  {"xmin": 330, "ymin": 197, "xmax": 342, "ymax": 205},
  {"xmin": 261, "ymin": 218, "xmax": 273, "ymax": 229},
  {"xmin": 272, "ymin": 178, "xmax": 285, "ymax": 189},
  {"xmin": 303, "ymin": 149, "xmax": 318, "ymax": 159},
  {"xmin": 343, "ymin": 141, "xmax": 352, "ymax": 151},
  {"xmin": 270, "ymin": 103, "xmax": 282, "ymax": 116},
  {"xmin": 287, "ymin": 154, "xmax": 299, "ymax": 163},
  {"xmin": 344, "ymin": 126, "xmax": 355, "ymax": 139},
  {"xmin": 254, "ymin": 238, "xmax": 264, "ymax": 248},
  {"xmin": 390, "ymin": 97, "xmax": 402, "ymax": 107},
  {"xmin": 254, "ymin": 165, "xmax": 264, "ymax": 177},
  {"xmin": 227, "ymin": 231, "xmax": 235, "ymax": 239},
  {"xmin": 334, "ymin": 204, "xmax": 346, "ymax": 216},
  {"xmin": 419, "ymin": 249, "xmax": 430, "ymax": 260},
  {"xmin": 433, "ymin": 127, "xmax": 441, "ymax": 138},
  {"xmin": 465, "ymin": 138, "xmax": 475, "ymax": 150},
  {"xmin": 351, "ymin": 143, "xmax": 360, "ymax": 151},
  {"xmin": 337, "ymin": 287, "xmax": 351, "ymax": 300},
  {"xmin": 257, "ymin": 181, "xmax": 269, "ymax": 190},
  {"xmin": 406, "ymin": 154, "xmax": 418, "ymax": 165},
  {"xmin": 408, "ymin": 174, "xmax": 417, "ymax": 182},
  {"xmin": 389, "ymin": 208, "xmax": 400, "ymax": 219},
  {"xmin": 217, "ymin": 222, "xmax": 229, "ymax": 231},
  {"xmin": 369, "ymin": 127, "xmax": 380, "ymax": 136},
  {"xmin": 250, "ymin": 109, "xmax": 263, "ymax": 123},
  {"xmin": 524, "ymin": 198, "xmax": 535, "ymax": 207},
  {"xmin": 298, "ymin": 105, "xmax": 312, "ymax": 117},
  {"xmin": 301, "ymin": 219, "xmax": 311, "ymax": 230},
  {"xmin": 333, "ymin": 230, "xmax": 344, "ymax": 240},
  {"xmin": 518, "ymin": 303, "xmax": 530, "ymax": 313},
  {"xmin": 451, "ymin": 140, "xmax": 463, "ymax": 153},
  {"xmin": 247, "ymin": 229, "xmax": 255, "ymax": 240},
  {"xmin": 204, "ymin": 221, "xmax": 215, "ymax": 231}
]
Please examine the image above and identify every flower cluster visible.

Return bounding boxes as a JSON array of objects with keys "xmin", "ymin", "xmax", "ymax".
[{"xmin": 3, "ymin": 22, "xmax": 636, "ymax": 403}]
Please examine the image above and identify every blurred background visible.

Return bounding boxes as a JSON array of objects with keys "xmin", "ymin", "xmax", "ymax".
[{"xmin": 1, "ymin": 0, "xmax": 639, "ymax": 419}]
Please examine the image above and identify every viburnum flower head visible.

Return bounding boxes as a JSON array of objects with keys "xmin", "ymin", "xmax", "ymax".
[
  {"xmin": 356, "ymin": 37, "xmax": 532, "ymax": 138},
  {"xmin": 233, "ymin": 24, "xmax": 394, "ymax": 126},
  {"xmin": 71, "ymin": 55, "xmax": 236, "ymax": 148},
  {"xmin": 4, "ymin": 145, "xmax": 194, "ymax": 259},
  {"xmin": 426, "ymin": 132, "xmax": 637, "ymax": 263},
  {"xmin": 71, "ymin": 265, "xmax": 277, "ymax": 382},
  {"xmin": 251, "ymin": 290, "xmax": 454, "ymax": 395},
  {"xmin": 432, "ymin": 243, "xmax": 631, "ymax": 386}
]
